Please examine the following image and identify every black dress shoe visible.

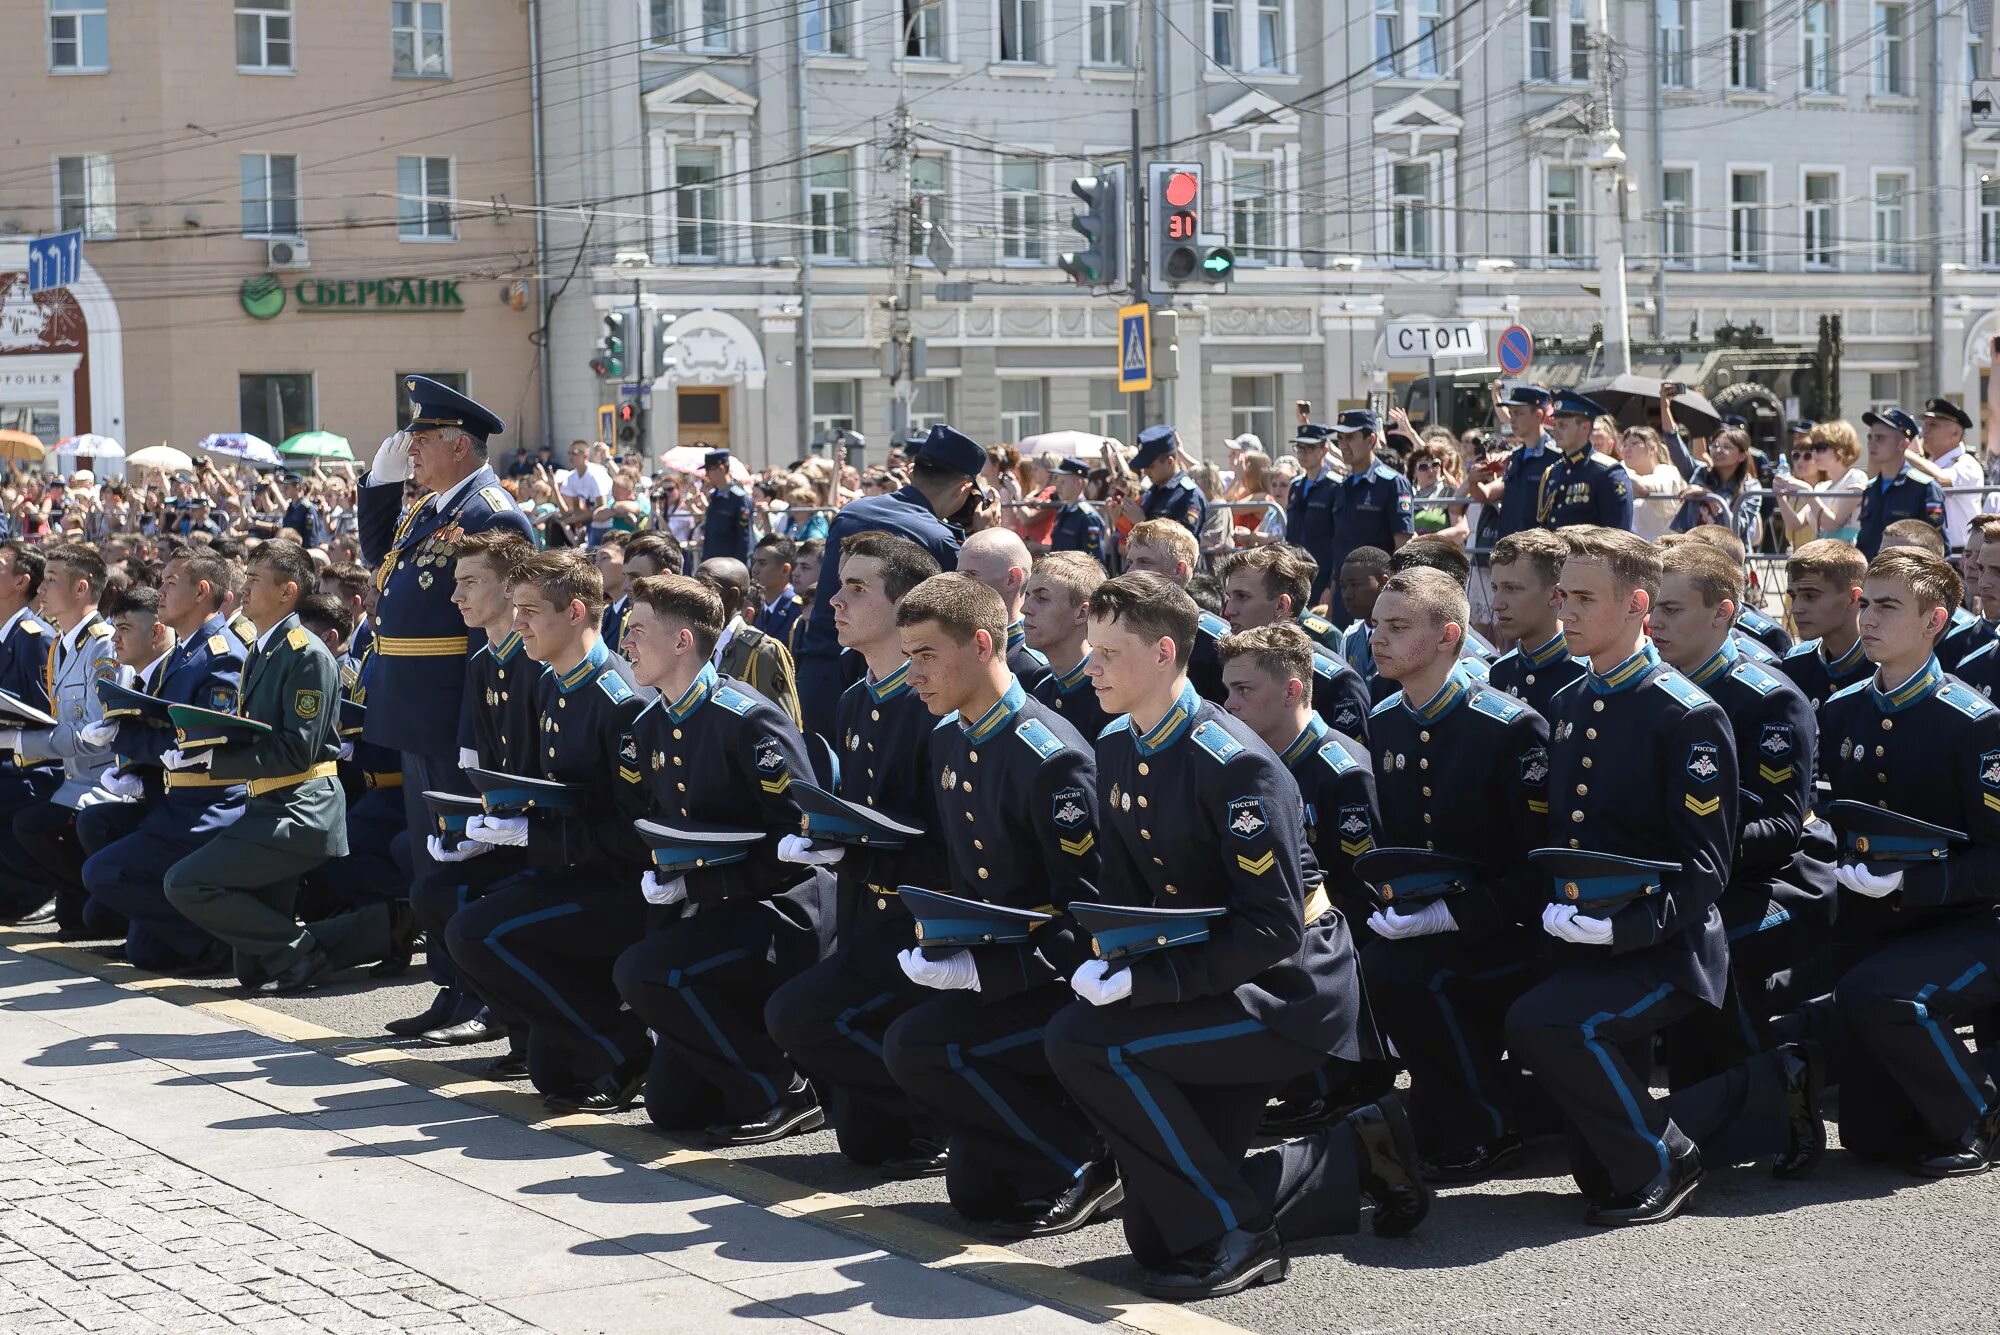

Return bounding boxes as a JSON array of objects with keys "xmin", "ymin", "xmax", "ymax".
[
  {"xmin": 1259, "ymin": 1092, "xmax": 1333, "ymax": 1137},
  {"xmin": 368, "ymin": 902, "xmax": 422, "ymax": 978},
  {"xmin": 8, "ymin": 898, "xmax": 56, "ymax": 927},
  {"xmin": 1913, "ymin": 1105, "xmax": 1999, "ymax": 1178},
  {"xmin": 485, "ymin": 1049, "xmax": 530, "ymax": 1081},
  {"xmin": 385, "ymin": 988, "xmax": 459, "ymax": 1037},
  {"xmin": 1139, "ymin": 1224, "xmax": 1287, "ymax": 1302},
  {"xmin": 706, "ymin": 1080, "xmax": 824, "ymax": 1146},
  {"xmin": 990, "ymin": 1159, "xmax": 1123, "ymax": 1239},
  {"xmin": 422, "ymin": 1011, "xmax": 501, "ymax": 1047},
  {"xmin": 91, "ymin": 943, "xmax": 129, "ymax": 963},
  {"xmin": 1772, "ymin": 1042, "xmax": 1825, "ymax": 1180},
  {"xmin": 1421, "ymin": 1131, "xmax": 1526, "ymax": 1185},
  {"xmin": 256, "ymin": 947, "xmax": 334, "ymax": 997},
  {"xmin": 1584, "ymin": 1143, "xmax": 1704, "ymax": 1226},
  {"xmin": 1348, "ymin": 1093, "xmax": 1431, "ymax": 1237},
  {"xmin": 877, "ymin": 1138, "xmax": 949, "ymax": 1180},
  {"xmin": 546, "ymin": 1060, "xmax": 646, "ymax": 1114}
]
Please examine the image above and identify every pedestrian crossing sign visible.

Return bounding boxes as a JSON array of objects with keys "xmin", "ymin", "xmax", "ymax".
[{"xmin": 1118, "ymin": 304, "xmax": 1152, "ymax": 393}]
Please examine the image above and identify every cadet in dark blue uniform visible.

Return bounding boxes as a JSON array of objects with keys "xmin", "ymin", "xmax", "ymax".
[
  {"xmin": 1538, "ymin": 391, "xmax": 1634, "ymax": 531},
  {"xmin": 1126, "ymin": 425, "xmax": 1207, "ymax": 539},
  {"xmin": 766, "ymin": 533, "xmax": 954, "ymax": 1169},
  {"xmin": 1285, "ymin": 423, "xmax": 1341, "ymax": 605},
  {"xmin": 955, "ymin": 528, "xmax": 1051, "ymax": 694},
  {"xmin": 1046, "ymin": 459, "xmax": 1107, "ymax": 561},
  {"xmin": 1817, "ymin": 549, "xmax": 2000, "ymax": 1174},
  {"xmin": 750, "ymin": 534, "xmax": 805, "ymax": 647},
  {"xmin": 794, "ymin": 426, "xmax": 980, "ymax": 737},
  {"xmin": 1325, "ymin": 410, "xmax": 1414, "ymax": 626},
  {"xmin": 0, "ymin": 541, "xmax": 61, "ymax": 875},
  {"xmin": 1356, "ymin": 568, "xmax": 1551, "ymax": 1180},
  {"xmin": 700, "ymin": 450, "xmax": 754, "ymax": 566},
  {"xmin": 1854, "ymin": 409, "xmax": 1946, "ymax": 557},
  {"xmin": 1024, "ymin": 552, "xmax": 1113, "ymax": 742},
  {"xmin": 1485, "ymin": 529, "xmax": 1585, "ymax": 718},
  {"xmin": 610, "ymin": 575, "xmax": 835, "ymax": 1142},
  {"xmin": 1775, "ymin": 538, "xmax": 1872, "ymax": 711},
  {"xmin": 1045, "ymin": 574, "xmax": 1429, "ymax": 1301},
  {"xmin": 1217, "ymin": 546, "xmax": 1372, "ymax": 741},
  {"xmin": 1489, "ymin": 385, "xmax": 1560, "ymax": 541}
]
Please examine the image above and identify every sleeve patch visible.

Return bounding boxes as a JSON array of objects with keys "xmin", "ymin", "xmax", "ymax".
[
  {"xmin": 1015, "ymin": 716, "xmax": 1063, "ymax": 760},
  {"xmin": 1758, "ymin": 723, "xmax": 1794, "ymax": 759},
  {"xmin": 1189, "ymin": 719, "xmax": 1246, "ymax": 763},
  {"xmin": 1051, "ymin": 785, "xmax": 1088, "ymax": 829},
  {"xmin": 1227, "ymin": 796, "xmax": 1268, "ymax": 839},
  {"xmin": 1520, "ymin": 746, "xmax": 1549, "ymax": 787},
  {"xmin": 208, "ymin": 685, "xmax": 235, "ymax": 712},
  {"xmin": 1336, "ymin": 805, "xmax": 1373, "ymax": 858},
  {"xmin": 1328, "ymin": 699, "xmax": 1363, "ymax": 734},
  {"xmin": 1686, "ymin": 742, "xmax": 1722, "ymax": 783},
  {"xmin": 1981, "ymin": 751, "xmax": 2000, "ymax": 789}
]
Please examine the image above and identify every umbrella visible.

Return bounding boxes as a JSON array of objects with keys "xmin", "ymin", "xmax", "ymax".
[
  {"xmin": 1579, "ymin": 375, "xmax": 1722, "ymax": 437},
  {"xmin": 0, "ymin": 430, "xmax": 45, "ymax": 463},
  {"xmin": 655, "ymin": 445, "xmax": 749, "ymax": 481},
  {"xmin": 57, "ymin": 434, "xmax": 123, "ymax": 460},
  {"xmin": 1016, "ymin": 430, "xmax": 1123, "ymax": 460},
  {"xmin": 126, "ymin": 445, "xmax": 195, "ymax": 475},
  {"xmin": 279, "ymin": 430, "xmax": 354, "ymax": 462},
  {"xmin": 197, "ymin": 432, "xmax": 283, "ymax": 470}
]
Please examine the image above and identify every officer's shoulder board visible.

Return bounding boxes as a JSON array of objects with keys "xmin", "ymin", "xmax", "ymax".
[
  {"xmin": 1827, "ymin": 678, "xmax": 1873, "ymax": 707},
  {"xmin": 17, "ymin": 619, "xmax": 43, "ymax": 636},
  {"xmin": 1730, "ymin": 660, "xmax": 1783, "ymax": 696},
  {"xmin": 1370, "ymin": 463, "xmax": 1400, "ymax": 482},
  {"xmin": 1466, "ymin": 687, "xmax": 1526, "ymax": 724},
  {"xmin": 1937, "ymin": 680, "xmax": 1997, "ymax": 719},
  {"xmin": 1369, "ymin": 690, "xmax": 1405, "ymax": 718},
  {"xmin": 1652, "ymin": 670, "xmax": 1709, "ymax": 710},
  {"xmin": 1015, "ymin": 716, "xmax": 1064, "ymax": 760},
  {"xmin": 1197, "ymin": 611, "xmax": 1231, "ymax": 641},
  {"xmin": 597, "ymin": 671, "xmax": 635, "ymax": 705},
  {"xmin": 1781, "ymin": 637, "xmax": 1821, "ymax": 663},
  {"xmin": 1098, "ymin": 715, "xmax": 1131, "ymax": 740},
  {"xmin": 1962, "ymin": 641, "xmax": 1998, "ymax": 673},
  {"xmin": 1189, "ymin": 718, "xmax": 1246, "ymax": 764},
  {"xmin": 1300, "ymin": 611, "xmax": 1336, "ymax": 637},
  {"xmin": 1309, "ymin": 652, "xmax": 1337, "ymax": 681},
  {"xmin": 1740, "ymin": 605, "xmax": 1777, "ymax": 632},
  {"xmin": 711, "ymin": 683, "xmax": 755, "ymax": 715},
  {"xmin": 208, "ymin": 633, "xmax": 230, "ymax": 656},
  {"xmin": 87, "ymin": 620, "xmax": 112, "ymax": 640},
  {"xmin": 477, "ymin": 484, "xmax": 514, "ymax": 512},
  {"xmin": 286, "ymin": 625, "xmax": 310, "ymax": 652},
  {"xmin": 1316, "ymin": 737, "xmax": 1360, "ymax": 775}
]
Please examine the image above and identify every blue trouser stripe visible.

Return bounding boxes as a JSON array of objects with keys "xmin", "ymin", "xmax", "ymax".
[
  {"xmin": 1726, "ymin": 905, "xmax": 1791, "ymax": 942},
  {"xmin": 1429, "ymin": 967, "xmax": 1505, "ymax": 1141},
  {"xmin": 1913, "ymin": 961, "xmax": 1991, "ymax": 1117},
  {"xmin": 947, "ymin": 1030, "xmax": 1081, "ymax": 1180},
  {"xmin": 483, "ymin": 903, "xmax": 625, "ymax": 1065},
  {"xmin": 1108, "ymin": 1019, "xmax": 1266, "ymax": 1235},
  {"xmin": 1578, "ymin": 983, "xmax": 1674, "ymax": 1179},
  {"xmin": 665, "ymin": 947, "xmax": 777, "ymax": 1105},
  {"xmin": 833, "ymin": 990, "xmax": 898, "ymax": 1058}
]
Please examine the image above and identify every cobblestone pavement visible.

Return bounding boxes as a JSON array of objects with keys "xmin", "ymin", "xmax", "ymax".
[{"xmin": 0, "ymin": 1079, "xmax": 544, "ymax": 1335}]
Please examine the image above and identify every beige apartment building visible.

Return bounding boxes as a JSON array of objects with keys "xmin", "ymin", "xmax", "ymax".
[{"xmin": 0, "ymin": 0, "xmax": 541, "ymax": 456}]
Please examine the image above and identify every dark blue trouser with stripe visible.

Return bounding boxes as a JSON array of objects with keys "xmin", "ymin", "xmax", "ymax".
[
  {"xmin": 409, "ymin": 847, "xmax": 526, "ymax": 1024},
  {"xmin": 765, "ymin": 948, "xmax": 925, "ymax": 1162}
]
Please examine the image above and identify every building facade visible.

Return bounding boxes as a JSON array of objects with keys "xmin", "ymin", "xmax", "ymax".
[{"xmin": 0, "ymin": 0, "xmax": 541, "ymax": 455}]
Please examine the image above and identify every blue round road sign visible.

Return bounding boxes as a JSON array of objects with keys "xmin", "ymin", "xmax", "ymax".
[{"xmin": 1498, "ymin": 325, "xmax": 1534, "ymax": 377}]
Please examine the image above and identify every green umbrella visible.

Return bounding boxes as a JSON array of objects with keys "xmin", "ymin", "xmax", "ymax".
[{"xmin": 278, "ymin": 430, "xmax": 354, "ymax": 461}]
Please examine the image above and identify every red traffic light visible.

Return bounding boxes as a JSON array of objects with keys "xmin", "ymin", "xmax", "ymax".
[
  {"xmin": 1164, "ymin": 171, "xmax": 1199, "ymax": 208},
  {"xmin": 618, "ymin": 403, "xmax": 636, "ymax": 422}
]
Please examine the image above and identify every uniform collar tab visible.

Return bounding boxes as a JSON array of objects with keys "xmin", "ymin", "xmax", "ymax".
[
  {"xmin": 1688, "ymin": 635, "xmax": 1739, "ymax": 687},
  {"xmin": 492, "ymin": 631, "xmax": 525, "ymax": 664},
  {"xmin": 1404, "ymin": 659, "xmax": 1475, "ymax": 721},
  {"xmin": 667, "ymin": 661, "xmax": 717, "ymax": 719},
  {"xmin": 557, "ymin": 638, "xmax": 610, "ymax": 694},
  {"xmin": 1588, "ymin": 643, "xmax": 1659, "ymax": 694},
  {"xmin": 962, "ymin": 678, "xmax": 1028, "ymax": 744},
  {"xmin": 1056, "ymin": 652, "xmax": 1094, "ymax": 690},
  {"xmin": 1280, "ymin": 713, "xmax": 1330, "ymax": 765},
  {"xmin": 1824, "ymin": 636, "xmax": 1866, "ymax": 674},
  {"xmin": 1524, "ymin": 629, "xmax": 1569, "ymax": 667},
  {"xmin": 1133, "ymin": 680, "xmax": 1201, "ymax": 756},
  {"xmin": 1006, "ymin": 619, "xmax": 1027, "ymax": 654},
  {"xmin": 868, "ymin": 659, "xmax": 912, "ymax": 702},
  {"xmin": 1871, "ymin": 656, "xmax": 1940, "ymax": 713}
]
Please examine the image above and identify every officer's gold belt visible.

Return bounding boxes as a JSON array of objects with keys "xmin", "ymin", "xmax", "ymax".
[
  {"xmin": 165, "ymin": 771, "xmax": 238, "ymax": 790},
  {"xmin": 377, "ymin": 635, "xmax": 469, "ymax": 656},
  {"xmin": 364, "ymin": 771, "xmax": 403, "ymax": 789},
  {"xmin": 1303, "ymin": 884, "xmax": 1331, "ymax": 927},
  {"xmin": 246, "ymin": 760, "xmax": 340, "ymax": 797}
]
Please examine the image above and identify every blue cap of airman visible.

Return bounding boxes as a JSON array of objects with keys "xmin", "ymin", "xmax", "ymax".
[
  {"xmin": 913, "ymin": 424, "xmax": 987, "ymax": 478},
  {"xmin": 405, "ymin": 374, "xmax": 505, "ymax": 442},
  {"xmin": 1827, "ymin": 799, "xmax": 1964, "ymax": 863},
  {"xmin": 1549, "ymin": 390, "xmax": 1607, "ymax": 420},
  {"xmin": 1332, "ymin": 409, "xmax": 1379, "ymax": 435},
  {"xmin": 1055, "ymin": 457, "xmax": 1091, "ymax": 477},
  {"xmin": 1131, "ymin": 424, "xmax": 1179, "ymax": 469},
  {"xmin": 898, "ymin": 885, "xmax": 1052, "ymax": 949},
  {"xmin": 1293, "ymin": 422, "xmax": 1336, "ymax": 447},
  {"xmin": 1862, "ymin": 407, "xmax": 1919, "ymax": 438},
  {"xmin": 703, "ymin": 449, "xmax": 733, "ymax": 470},
  {"xmin": 1501, "ymin": 385, "xmax": 1551, "ymax": 409}
]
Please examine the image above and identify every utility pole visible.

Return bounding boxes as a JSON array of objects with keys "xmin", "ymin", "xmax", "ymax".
[
  {"xmin": 885, "ymin": 97, "xmax": 917, "ymax": 442},
  {"xmin": 1129, "ymin": 107, "xmax": 1148, "ymax": 428},
  {"xmin": 1588, "ymin": 0, "xmax": 1632, "ymax": 376},
  {"xmin": 791, "ymin": 0, "xmax": 814, "ymax": 456}
]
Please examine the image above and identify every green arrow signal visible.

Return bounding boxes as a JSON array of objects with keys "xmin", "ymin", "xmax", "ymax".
[{"xmin": 1201, "ymin": 248, "xmax": 1235, "ymax": 276}]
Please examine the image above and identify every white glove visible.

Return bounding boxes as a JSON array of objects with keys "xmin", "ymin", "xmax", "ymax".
[
  {"xmin": 338, "ymin": 741, "xmax": 355, "ymax": 762},
  {"xmin": 896, "ymin": 947, "xmax": 980, "ymax": 992},
  {"xmin": 99, "ymin": 767, "xmax": 144, "ymax": 799},
  {"xmin": 1835, "ymin": 862, "xmax": 1903, "ymax": 898},
  {"xmin": 1070, "ymin": 958, "xmax": 1134, "ymax": 1007},
  {"xmin": 464, "ymin": 814, "xmax": 528, "ymax": 847},
  {"xmin": 426, "ymin": 834, "xmax": 493, "ymax": 864},
  {"xmin": 80, "ymin": 720, "xmax": 118, "ymax": 748},
  {"xmin": 161, "ymin": 747, "xmax": 212, "ymax": 771},
  {"xmin": 776, "ymin": 833, "xmax": 844, "ymax": 866},
  {"xmin": 371, "ymin": 430, "xmax": 413, "ymax": 484},
  {"xmin": 0, "ymin": 729, "xmax": 20, "ymax": 753},
  {"xmin": 641, "ymin": 871, "xmax": 688, "ymax": 906},
  {"xmin": 1543, "ymin": 902, "xmax": 1614, "ymax": 945},
  {"xmin": 1367, "ymin": 901, "xmax": 1458, "ymax": 940},
  {"xmin": 457, "ymin": 747, "xmax": 479, "ymax": 770}
]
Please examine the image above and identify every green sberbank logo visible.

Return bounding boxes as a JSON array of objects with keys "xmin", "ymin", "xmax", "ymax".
[{"xmin": 241, "ymin": 274, "xmax": 286, "ymax": 320}]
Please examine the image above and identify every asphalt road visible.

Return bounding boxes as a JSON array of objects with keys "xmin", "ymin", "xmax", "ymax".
[{"xmin": 46, "ymin": 941, "xmax": 2000, "ymax": 1334}]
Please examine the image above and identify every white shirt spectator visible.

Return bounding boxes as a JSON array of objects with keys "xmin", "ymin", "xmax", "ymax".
[
  {"xmin": 558, "ymin": 462, "xmax": 614, "ymax": 508},
  {"xmin": 1932, "ymin": 444, "xmax": 1987, "ymax": 551}
]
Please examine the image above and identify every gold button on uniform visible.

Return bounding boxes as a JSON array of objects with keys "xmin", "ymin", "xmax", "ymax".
[
  {"xmin": 1575, "ymin": 783, "xmax": 1588, "ymax": 796},
  {"xmin": 1582, "ymin": 757, "xmax": 1593, "ymax": 769},
  {"xmin": 1137, "ymin": 795, "xmax": 1149, "ymax": 808},
  {"xmin": 1586, "ymin": 728, "xmax": 1598, "ymax": 740},
  {"xmin": 1881, "ymin": 719, "xmax": 1893, "ymax": 730},
  {"xmin": 673, "ymin": 728, "xmax": 682, "ymax": 740},
  {"xmin": 969, "ymin": 751, "xmax": 979, "ymax": 764},
  {"xmin": 1592, "ymin": 700, "xmax": 1605, "ymax": 712},
  {"xmin": 977, "ymin": 868, "xmax": 989, "ymax": 879},
  {"xmin": 1422, "ymin": 786, "xmax": 1432, "ymax": 797},
  {"xmin": 1164, "ymin": 884, "xmax": 1178, "ymax": 895},
  {"xmin": 1572, "ymin": 811, "xmax": 1585, "ymax": 823},
  {"xmin": 871, "ymin": 709, "xmax": 881, "ymax": 721},
  {"xmin": 973, "ymin": 839, "xmax": 984, "ymax": 850},
  {"xmin": 1139, "ymin": 762, "xmax": 1150, "ymax": 776},
  {"xmin": 1419, "ymin": 730, "xmax": 1430, "ymax": 743}
]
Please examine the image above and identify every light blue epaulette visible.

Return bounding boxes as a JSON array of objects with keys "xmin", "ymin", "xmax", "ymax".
[
  {"xmin": 1653, "ymin": 670, "xmax": 1709, "ymax": 710},
  {"xmin": 1827, "ymin": 678, "xmax": 1872, "ymax": 706},
  {"xmin": 476, "ymin": 484, "xmax": 513, "ymax": 512},
  {"xmin": 1371, "ymin": 463, "xmax": 1400, "ymax": 481},
  {"xmin": 1016, "ymin": 716, "xmax": 1063, "ymax": 760},
  {"xmin": 711, "ymin": 684, "xmax": 755, "ymax": 715},
  {"xmin": 1197, "ymin": 611, "xmax": 1231, "ymax": 641},
  {"xmin": 1730, "ymin": 660, "xmax": 1783, "ymax": 696},
  {"xmin": 1098, "ymin": 715, "xmax": 1131, "ymax": 740},
  {"xmin": 1462, "ymin": 657, "xmax": 1491, "ymax": 681},
  {"xmin": 1467, "ymin": 688, "xmax": 1525, "ymax": 723},
  {"xmin": 1317, "ymin": 738, "xmax": 1360, "ymax": 774},
  {"xmin": 1189, "ymin": 718, "xmax": 1246, "ymax": 763},
  {"xmin": 1740, "ymin": 606, "xmax": 1777, "ymax": 632},
  {"xmin": 1369, "ymin": 691, "xmax": 1405, "ymax": 717},
  {"xmin": 1937, "ymin": 680, "xmax": 1997, "ymax": 718},
  {"xmin": 1782, "ymin": 637, "xmax": 1821, "ymax": 662},
  {"xmin": 597, "ymin": 671, "xmax": 634, "ymax": 705}
]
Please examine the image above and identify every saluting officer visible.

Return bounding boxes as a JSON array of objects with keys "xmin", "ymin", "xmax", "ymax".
[
  {"xmin": 1130, "ymin": 425, "xmax": 1207, "ymax": 537},
  {"xmin": 1285, "ymin": 422, "xmax": 1341, "ymax": 606},
  {"xmin": 1485, "ymin": 529, "xmax": 1585, "ymax": 718},
  {"xmin": 1325, "ymin": 410, "xmax": 1415, "ymax": 626},
  {"xmin": 701, "ymin": 450, "xmax": 754, "ymax": 566},
  {"xmin": 1776, "ymin": 538, "xmax": 1872, "ymax": 711},
  {"xmin": 1047, "ymin": 458, "xmax": 1107, "ymax": 562},
  {"xmin": 1538, "ymin": 392, "xmax": 1634, "ymax": 531},
  {"xmin": 1854, "ymin": 408, "xmax": 1946, "ymax": 557}
]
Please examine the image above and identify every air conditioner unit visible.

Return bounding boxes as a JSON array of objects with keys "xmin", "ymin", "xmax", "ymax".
[{"xmin": 266, "ymin": 237, "xmax": 310, "ymax": 270}]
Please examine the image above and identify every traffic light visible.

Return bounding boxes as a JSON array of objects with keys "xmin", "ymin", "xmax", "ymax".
[
  {"xmin": 592, "ymin": 312, "xmax": 626, "ymax": 378},
  {"xmin": 1147, "ymin": 163, "xmax": 1235, "ymax": 287},
  {"xmin": 1058, "ymin": 165, "xmax": 1125, "ymax": 289},
  {"xmin": 616, "ymin": 401, "xmax": 640, "ymax": 446},
  {"xmin": 650, "ymin": 311, "xmax": 678, "ymax": 379}
]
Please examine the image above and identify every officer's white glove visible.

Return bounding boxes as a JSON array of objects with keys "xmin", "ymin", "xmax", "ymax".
[
  {"xmin": 0, "ymin": 729, "xmax": 20, "ymax": 753},
  {"xmin": 98, "ymin": 767, "xmax": 144, "ymax": 800},
  {"xmin": 371, "ymin": 430, "xmax": 413, "ymax": 484},
  {"xmin": 1368, "ymin": 901, "xmax": 1457, "ymax": 940},
  {"xmin": 776, "ymin": 833, "xmax": 844, "ymax": 866},
  {"xmin": 464, "ymin": 814, "xmax": 528, "ymax": 847},
  {"xmin": 457, "ymin": 747, "xmax": 479, "ymax": 771},
  {"xmin": 897, "ymin": 947, "xmax": 980, "ymax": 992},
  {"xmin": 640, "ymin": 871, "xmax": 688, "ymax": 906},
  {"xmin": 426, "ymin": 834, "xmax": 493, "ymax": 864},
  {"xmin": 79, "ymin": 720, "xmax": 118, "ymax": 748},
  {"xmin": 1836, "ymin": 862, "xmax": 1903, "ymax": 898},
  {"xmin": 1543, "ymin": 903, "xmax": 1614, "ymax": 945},
  {"xmin": 1070, "ymin": 958, "xmax": 1134, "ymax": 1007},
  {"xmin": 337, "ymin": 740, "xmax": 355, "ymax": 762},
  {"xmin": 161, "ymin": 747, "xmax": 212, "ymax": 771}
]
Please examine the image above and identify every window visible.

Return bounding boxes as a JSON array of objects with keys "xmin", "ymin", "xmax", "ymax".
[
  {"xmin": 48, "ymin": 0, "xmax": 107, "ymax": 72},
  {"xmin": 811, "ymin": 381, "xmax": 857, "ymax": 439},
  {"xmin": 1660, "ymin": 168, "xmax": 1691, "ymax": 267},
  {"xmin": 1231, "ymin": 159, "xmax": 1275, "ymax": 259},
  {"xmin": 1803, "ymin": 172, "xmax": 1838, "ymax": 270},
  {"xmin": 1982, "ymin": 178, "xmax": 2000, "ymax": 269},
  {"xmin": 236, "ymin": 1, "xmax": 293, "ymax": 71},
  {"xmin": 1255, "ymin": 0, "xmax": 1284, "ymax": 69},
  {"xmin": 1373, "ymin": 0, "xmax": 1398, "ymax": 74},
  {"xmin": 1868, "ymin": 372, "xmax": 1902, "ymax": 415},
  {"xmin": 396, "ymin": 155, "xmax": 455, "ymax": 240},
  {"xmin": 999, "ymin": 0, "xmax": 1041, "ymax": 63},
  {"xmin": 674, "ymin": 147, "xmax": 720, "ymax": 260},
  {"xmin": 1971, "ymin": 31, "xmax": 1985, "ymax": 85},
  {"xmin": 651, "ymin": 0, "xmax": 732, "ymax": 52},
  {"xmin": 1873, "ymin": 173, "xmax": 1909, "ymax": 271},
  {"xmin": 1727, "ymin": 1, "xmax": 1761, "ymax": 90},
  {"xmin": 1729, "ymin": 170, "xmax": 1766, "ymax": 269},
  {"xmin": 911, "ymin": 379, "xmax": 951, "ymax": 431},
  {"xmin": 1390, "ymin": 161, "xmax": 1432, "ymax": 264},
  {"xmin": 1801, "ymin": 2, "xmax": 1832, "ymax": 92},
  {"xmin": 1528, "ymin": 0, "xmax": 1588, "ymax": 81},
  {"xmin": 910, "ymin": 153, "xmax": 946, "ymax": 255},
  {"xmin": 391, "ymin": 1, "xmax": 448, "ymax": 77},
  {"xmin": 1374, "ymin": 1, "xmax": 1443, "ymax": 76},
  {"xmin": 1086, "ymin": 1, "xmax": 1130, "ymax": 65},
  {"xmin": 1001, "ymin": 380, "xmax": 1045, "ymax": 441},
  {"xmin": 55, "ymin": 155, "xmax": 115, "ymax": 239},
  {"xmin": 1000, "ymin": 157, "xmax": 1043, "ymax": 262},
  {"xmin": 240, "ymin": 153, "xmax": 299, "ymax": 237},
  {"xmin": 1544, "ymin": 164, "xmax": 1582, "ymax": 261},
  {"xmin": 1872, "ymin": 3, "xmax": 1906, "ymax": 96},
  {"xmin": 1656, "ymin": 1, "xmax": 1689, "ymax": 88},
  {"xmin": 809, "ymin": 150, "xmax": 853, "ymax": 259},
  {"xmin": 1414, "ymin": 0, "xmax": 1443, "ymax": 75},
  {"xmin": 902, "ymin": 0, "xmax": 942, "ymax": 57},
  {"xmin": 1230, "ymin": 376, "xmax": 1278, "ymax": 444},
  {"xmin": 1210, "ymin": 0, "xmax": 1234, "ymax": 67},
  {"xmin": 1209, "ymin": 0, "xmax": 1288, "ymax": 73},
  {"xmin": 803, "ymin": 0, "xmax": 851, "ymax": 55},
  {"xmin": 1088, "ymin": 380, "xmax": 1130, "ymax": 444},
  {"xmin": 395, "ymin": 372, "xmax": 466, "ymax": 429},
  {"xmin": 240, "ymin": 374, "xmax": 315, "ymax": 445}
]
